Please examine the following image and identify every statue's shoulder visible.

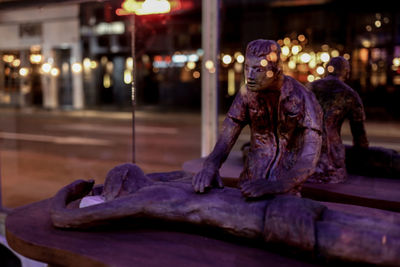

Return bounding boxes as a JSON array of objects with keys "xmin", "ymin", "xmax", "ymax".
[
  {"xmin": 307, "ymin": 78, "xmax": 324, "ymax": 90},
  {"xmin": 239, "ymin": 84, "xmax": 248, "ymax": 96},
  {"xmin": 342, "ymin": 83, "xmax": 362, "ymax": 100},
  {"xmin": 323, "ymin": 77, "xmax": 362, "ymax": 102},
  {"xmin": 231, "ymin": 84, "xmax": 249, "ymax": 104},
  {"xmin": 284, "ymin": 75, "xmax": 307, "ymax": 91},
  {"xmin": 283, "ymin": 75, "xmax": 316, "ymax": 102},
  {"xmin": 283, "ymin": 76, "xmax": 323, "ymax": 130}
]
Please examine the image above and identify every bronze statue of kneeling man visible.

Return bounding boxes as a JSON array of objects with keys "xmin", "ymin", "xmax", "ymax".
[
  {"xmin": 307, "ymin": 56, "xmax": 400, "ymax": 181},
  {"xmin": 51, "ymin": 163, "xmax": 400, "ymax": 266},
  {"xmin": 193, "ymin": 39, "xmax": 323, "ymax": 197}
]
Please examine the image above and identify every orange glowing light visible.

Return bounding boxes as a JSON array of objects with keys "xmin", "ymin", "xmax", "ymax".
[
  {"xmin": 117, "ymin": 0, "xmax": 178, "ymax": 16},
  {"xmin": 154, "ymin": 55, "xmax": 163, "ymax": 62},
  {"xmin": 359, "ymin": 48, "xmax": 369, "ymax": 63},
  {"xmin": 298, "ymin": 34, "xmax": 306, "ymax": 42},
  {"xmin": 267, "ymin": 52, "xmax": 278, "ymax": 62}
]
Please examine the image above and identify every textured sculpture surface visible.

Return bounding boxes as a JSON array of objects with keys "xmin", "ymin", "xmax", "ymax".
[
  {"xmin": 193, "ymin": 39, "xmax": 323, "ymax": 197},
  {"xmin": 307, "ymin": 56, "xmax": 368, "ymax": 183},
  {"xmin": 240, "ymin": 55, "xmax": 400, "ymax": 180},
  {"xmin": 47, "ymin": 42, "xmax": 400, "ymax": 266},
  {"xmin": 51, "ymin": 163, "xmax": 400, "ymax": 266}
]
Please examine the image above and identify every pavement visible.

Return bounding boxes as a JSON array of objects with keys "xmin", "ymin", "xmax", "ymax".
[{"xmin": 0, "ymin": 107, "xmax": 204, "ymax": 208}]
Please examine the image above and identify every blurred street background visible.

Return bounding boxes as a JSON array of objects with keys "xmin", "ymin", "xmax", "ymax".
[
  {"xmin": 1, "ymin": 107, "xmax": 400, "ymax": 208},
  {"xmin": 1, "ymin": 0, "xmax": 400, "ymax": 209},
  {"xmin": 1, "ymin": 107, "xmax": 202, "ymax": 207}
]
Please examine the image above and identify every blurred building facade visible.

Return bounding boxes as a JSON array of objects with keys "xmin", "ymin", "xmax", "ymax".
[
  {"xmin": 0, "ymin": 3, "xmax": 83, "ymax": 109},
  {"xmin": 0, "ymin": 0, "xmax": 399, "ymax": 118}
]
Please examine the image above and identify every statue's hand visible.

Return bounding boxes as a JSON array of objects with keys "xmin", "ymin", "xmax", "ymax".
[
  {"xmin": 51, "ymin": 179, "xmax": 95, "ymax": 213},
  {"xmin": 67, "ymin": 179, "xmax": 95, "ymax": 200},
  {"xmin": 192, "ymin": 167, "xmax": 224, "ymax": 193},
  {"xmin": 240, "ymin": 179, "xmax": 290, "ymax": 198}
]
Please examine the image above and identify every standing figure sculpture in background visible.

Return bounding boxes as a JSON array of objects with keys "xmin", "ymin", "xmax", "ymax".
[
  {"xmin": 307, "ymin": 56, "xmax": 369, "ymax": 183},
  {"xmin": 193, "ymin": 39, "xmax": 323, "ymax": 197}
]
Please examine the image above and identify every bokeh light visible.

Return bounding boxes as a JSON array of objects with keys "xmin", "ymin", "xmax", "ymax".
[{"xmin": 222, "ymin": 54, "xmax": 232, "ymax": 65}]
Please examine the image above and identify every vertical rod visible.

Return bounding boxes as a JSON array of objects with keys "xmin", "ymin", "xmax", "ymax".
[
  {"xmin": 0, "ymin": 52, "xmax": 3, "ymax": 209},
  {"xmin": 131, "ymin": 14, "xmax": 136, "ymax": 163},
  {"xmin": 0, "ymin": 151, "xmax": 3, "ymax": 210},
  {"xmin": 201, "ymin": 0, "xmax": 220, "ymax": 157}
]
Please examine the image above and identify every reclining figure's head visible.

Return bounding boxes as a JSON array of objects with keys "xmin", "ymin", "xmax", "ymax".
[{"xmin": 102, "ymin": 163, "xmax": 153, "ymax": 201}]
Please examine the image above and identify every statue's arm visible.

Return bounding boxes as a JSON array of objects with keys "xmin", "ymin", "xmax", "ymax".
[
  {"xmin": 50, "ymin": 180, "xmax": 142, "ymax": 228},
  {"xmin": 205, "ymin": 116, "xmax": 245, "ymax": 169},
  {"xmin": 349, "ymin": 120, "xmax": 368, "ymax": 148},
  {"xmin": 241, "ymin": 128, "xmax": 321, "ymax": 197},
  {"xmin": 51, "ymin": 179, "xmax": 96, "ymax": 228},
  {"xmin": 348, "ymin": 92, "xmax": 369, "ymax": 148},
  {"xmin": 278, "ymin": 128, "xmax": 322, "ymax": 187},
  {"xmin": 193, "ymin": 90, "xmax": 247, "ymax": 193},
  {"xmin": 193, "ymin": 116, "xmax": 245, "ymax": 192},
  {"xmin": 283, "ymin": 88, "xmax": 323, "ymax": 188}
]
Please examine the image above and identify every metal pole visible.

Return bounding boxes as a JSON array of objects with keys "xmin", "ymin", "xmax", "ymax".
[
  {"xmin": 201, "ymin": 0, "xmax": 219, "ymax": 157},
  {"xmin": 0, "ymin": 52, "xmax": 3, "ymax": 210},
  {"xmin": 130, "ymin": 14, "xmax": 136, "ymax": 163},
  {"xmin": 0, "ymin": 152, "xmax": 3, "ymax": 210}
]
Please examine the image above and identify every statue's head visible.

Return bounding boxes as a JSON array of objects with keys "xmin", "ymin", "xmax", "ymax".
[
  {"xmin": 245, "ymin": 39, "xmax": 283, "ymax": 91},
  {"xmin": 326, "ymin": 56, "xmax": 350, "ymax": 81},
  {"xmin": 102, "ymin": 163, "xmax": 153, "ymax": 201}
]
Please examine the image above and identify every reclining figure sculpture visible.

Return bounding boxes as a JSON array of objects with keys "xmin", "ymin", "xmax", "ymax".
[{"xmin": 51, "ymin": 163, "xmax": 400, "ymax": 266}]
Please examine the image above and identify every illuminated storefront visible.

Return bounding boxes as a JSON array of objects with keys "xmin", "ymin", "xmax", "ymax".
[
  {"xmin": 0, "ymin": 4, "xmax": 83, "ymax": 109},
  {"xmin": 0, "ymin": 0, "xmax": 399, "ymax": 117}
]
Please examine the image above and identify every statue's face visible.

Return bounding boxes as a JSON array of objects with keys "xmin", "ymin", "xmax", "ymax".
[{"xmin": 244, "ymin": 55, "xmax": 277, "ymax": 91}]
